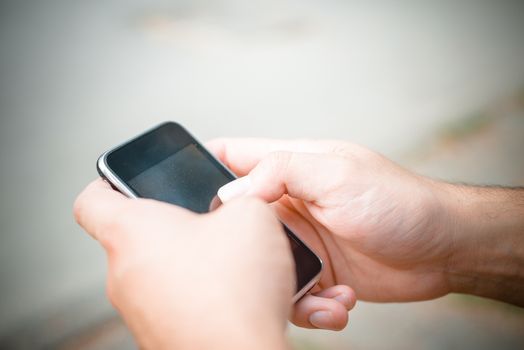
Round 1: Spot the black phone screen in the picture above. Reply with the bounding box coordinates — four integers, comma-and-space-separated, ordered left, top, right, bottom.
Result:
128, 144, 228, 213
103, 122, 322, 294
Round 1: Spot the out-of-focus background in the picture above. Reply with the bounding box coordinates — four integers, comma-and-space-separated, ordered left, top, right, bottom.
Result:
1, 0, 524, 349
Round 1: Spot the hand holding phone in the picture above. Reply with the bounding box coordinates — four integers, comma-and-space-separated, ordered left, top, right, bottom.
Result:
74, 179, 295, 349
97, 122, 323, 302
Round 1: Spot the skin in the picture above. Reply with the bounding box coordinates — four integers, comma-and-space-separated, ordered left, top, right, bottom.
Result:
208, 138, 524, 328
74, 138, 524, 348
74, 180, 294, 349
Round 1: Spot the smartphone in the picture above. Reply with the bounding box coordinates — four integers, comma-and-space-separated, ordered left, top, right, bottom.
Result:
97, 121, 322, 302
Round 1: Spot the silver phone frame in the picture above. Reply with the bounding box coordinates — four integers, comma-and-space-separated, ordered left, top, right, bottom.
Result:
97, 124, 322, 303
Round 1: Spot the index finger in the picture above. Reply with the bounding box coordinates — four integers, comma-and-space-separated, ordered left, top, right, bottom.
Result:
205, 138, 345, 176
73, 178, 130, 241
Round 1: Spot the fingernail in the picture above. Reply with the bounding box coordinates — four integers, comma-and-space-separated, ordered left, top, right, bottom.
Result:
217, 176, 251, 203
334, 293, 351, 309
309, 311, 333, 329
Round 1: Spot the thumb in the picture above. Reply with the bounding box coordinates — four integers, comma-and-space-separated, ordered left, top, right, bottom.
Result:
218, 151, 336, 203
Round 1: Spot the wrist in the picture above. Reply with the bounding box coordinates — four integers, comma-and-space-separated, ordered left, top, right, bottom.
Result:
135, 303, 289, 350
440, 183, 524, 305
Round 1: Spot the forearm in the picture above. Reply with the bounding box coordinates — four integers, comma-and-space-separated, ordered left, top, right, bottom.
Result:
126, 306, 290, 350
441, 184, 524, 305
141, 328, 288, 350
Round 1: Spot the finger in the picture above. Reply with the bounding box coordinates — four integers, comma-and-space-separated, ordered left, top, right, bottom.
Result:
73, 178, 130, 241
291, 286, 355, 331
218, 151, 342, 203
205, 138, 344, 176
312, 285, 357, 310
292, 285, 355, 330
75, 179, 198, 254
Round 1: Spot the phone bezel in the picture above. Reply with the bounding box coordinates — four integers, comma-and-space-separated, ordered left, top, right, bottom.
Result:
97, 122, 322, 303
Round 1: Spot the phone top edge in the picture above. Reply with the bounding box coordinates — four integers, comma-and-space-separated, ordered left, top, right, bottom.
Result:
96, 121, 235, 196
102, 121, 178, 159
97, 152, 138, 198
96, 151, 108, 178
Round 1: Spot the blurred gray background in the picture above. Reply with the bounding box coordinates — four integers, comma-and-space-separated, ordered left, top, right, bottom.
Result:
1, 0, 524, 349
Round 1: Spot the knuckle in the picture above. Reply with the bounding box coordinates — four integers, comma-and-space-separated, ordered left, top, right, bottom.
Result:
265, 151, 293, 172
73, 196, 84, 225
329, 141, 354, 155
73, 194, 86, 226
330, 141, 375, 160
255, 151, 295, 184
